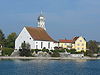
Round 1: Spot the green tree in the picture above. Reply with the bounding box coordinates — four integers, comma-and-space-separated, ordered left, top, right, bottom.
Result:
66, 49, 76, 54
0, 29, 5, 47
6, 32, 17, 48
19, 42, 32, 57
87, 40, 99, 53
2, 48, 14, 56
0, 29, 5, 41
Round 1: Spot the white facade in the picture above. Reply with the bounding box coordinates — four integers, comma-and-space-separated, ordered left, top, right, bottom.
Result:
54, 42, 59, 47
34, 41, 54, 50
15, 27, 34, 49
15, 27, 55, 50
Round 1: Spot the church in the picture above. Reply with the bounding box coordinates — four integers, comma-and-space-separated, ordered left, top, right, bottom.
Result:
15, 13, 56, 50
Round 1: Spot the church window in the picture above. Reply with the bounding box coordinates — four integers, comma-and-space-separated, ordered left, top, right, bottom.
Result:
41, 42, 43, 48
36, 45, 38, 49
48, 42, 50, 48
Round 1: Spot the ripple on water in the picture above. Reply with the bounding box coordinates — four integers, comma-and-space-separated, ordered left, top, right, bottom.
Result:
0, 59, 100, 75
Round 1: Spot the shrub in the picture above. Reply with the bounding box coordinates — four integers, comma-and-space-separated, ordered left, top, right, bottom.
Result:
31, 49, 41, 53
19, 49, 32, 57
51, 52, 60, 57
84, 50, 94, 57
66, 49, 76, 54
58, 49, 65, 52
50, 49, 65, 53
2, 48, 14, 56
31, 49, 36, 52
42, 49, 49, 53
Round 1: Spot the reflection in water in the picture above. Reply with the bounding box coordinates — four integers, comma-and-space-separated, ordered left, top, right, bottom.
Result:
0, 59, 100, 75
75, 59, 87, 63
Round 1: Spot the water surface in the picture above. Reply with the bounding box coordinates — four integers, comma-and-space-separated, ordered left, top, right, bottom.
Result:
0, 59, 100, 75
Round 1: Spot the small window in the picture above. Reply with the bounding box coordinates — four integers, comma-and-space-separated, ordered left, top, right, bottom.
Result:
77, 44, 80, 46
82, 48, 84, 50
77, 48, 80, 50
82, 44, 84, 46
80, 40, 82, 42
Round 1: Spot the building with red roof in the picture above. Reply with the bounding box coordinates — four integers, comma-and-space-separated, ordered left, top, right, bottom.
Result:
15, 13, 56, 50
59, 36, 87, 52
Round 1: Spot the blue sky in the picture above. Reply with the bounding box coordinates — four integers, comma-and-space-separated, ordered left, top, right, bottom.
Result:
0, 0, 100, 41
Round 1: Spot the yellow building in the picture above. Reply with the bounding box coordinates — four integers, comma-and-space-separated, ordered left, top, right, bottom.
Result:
59, 36, 87, 52
59, 40, 73, 49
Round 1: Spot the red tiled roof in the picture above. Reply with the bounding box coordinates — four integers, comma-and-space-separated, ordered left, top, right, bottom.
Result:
25, 27, 54, 41
59, 37, 79, 43
72, 37, 79, 42
59, 39, 73, 43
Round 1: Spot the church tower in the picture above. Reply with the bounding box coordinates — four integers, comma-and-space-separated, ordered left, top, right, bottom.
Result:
38, 11, 46, 30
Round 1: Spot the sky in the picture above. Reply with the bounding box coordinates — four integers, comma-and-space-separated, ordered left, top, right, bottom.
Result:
0, 0, 100, 41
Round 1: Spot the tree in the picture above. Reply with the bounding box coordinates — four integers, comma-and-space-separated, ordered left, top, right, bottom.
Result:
0, 29, 5, 41
0, 29, 5, 47
87, 40, 99, 53
19, 42, 32, 57
6, 32, 17, 48
2, 48, 14, 56
21, 41, 30, 50
66, 49, 76, 54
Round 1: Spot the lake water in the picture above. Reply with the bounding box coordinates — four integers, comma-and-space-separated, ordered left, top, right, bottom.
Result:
0, 59, 100, 75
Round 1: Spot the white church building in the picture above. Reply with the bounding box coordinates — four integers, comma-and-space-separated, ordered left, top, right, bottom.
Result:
15, 13, 56, 50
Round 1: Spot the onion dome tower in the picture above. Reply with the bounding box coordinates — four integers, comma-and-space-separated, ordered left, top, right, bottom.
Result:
38, 11, 46, 30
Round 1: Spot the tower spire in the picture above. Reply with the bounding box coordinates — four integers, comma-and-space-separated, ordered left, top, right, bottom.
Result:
41, 10, 42, 15
37, 11, 46, 30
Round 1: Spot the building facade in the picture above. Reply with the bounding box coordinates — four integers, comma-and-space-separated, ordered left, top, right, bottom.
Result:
59, 36, 87, 52
15, 13, 55, 50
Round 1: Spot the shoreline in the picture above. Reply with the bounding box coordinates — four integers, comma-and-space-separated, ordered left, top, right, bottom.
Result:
0, 56, 99, 60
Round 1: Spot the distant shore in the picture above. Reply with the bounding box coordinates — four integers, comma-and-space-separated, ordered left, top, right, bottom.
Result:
0, 56, 100, 60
